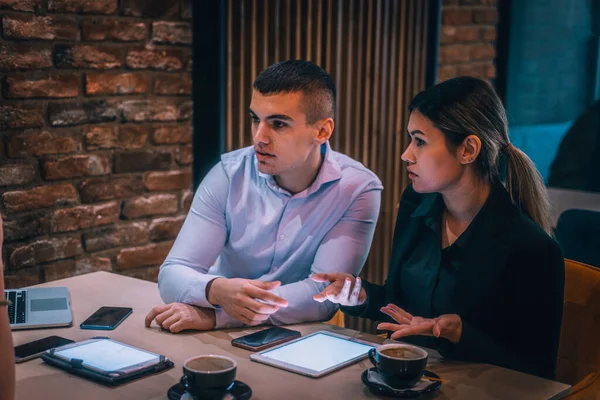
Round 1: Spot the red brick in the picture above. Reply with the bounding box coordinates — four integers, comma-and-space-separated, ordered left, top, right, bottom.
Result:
440, 26, 480, 44
470, 44, 496, 61
79, 175, 144, 203
120, 99, 182, 122
7, 131, 79, 157
482, 26, 497, 41
55, 45, 122, 69
181, 0, 191, 19
48, 100, 118, 126
3, 211, 50, 242
45, 256, 112, 282
113, 150, 172, 173
144, 170, 192, 191
153, 125, 192, 144
0, 164, 35, 186
484, 62, 496, 79
0, 43, 52, 71
8, 236, 82, 269
43, 154, 110, 180
126, 48, 188, 71
83, 221, 148, 251
149, 215, 185, 241
5, 73, 79, 98
48, 0, 117, 13
82, 19, 146, 41
2, 183, 78, 213
154, 73, 192, 95
122, 0, 178, 17
442, 9, 472, 25
457, 63, 486, 77
3, 15, 78, 40
152, 22, 192, 44
116, 241, 173, 269
85, 125, 148, 150
177, 145, 192, 165
181, 189, 192, 212
3, 267, 40, 288
122, 194, 178, 219
52, 201, 119, 232
120, 265, 159, 282
179, 100, 192, 120
118, 125, 149, 148
0, 103, 45, 130
439, 45, 472, 64
473, 8, 497, 24
85, 73, 147, 95
0, 0, 42, 12
437, 65, 457, 82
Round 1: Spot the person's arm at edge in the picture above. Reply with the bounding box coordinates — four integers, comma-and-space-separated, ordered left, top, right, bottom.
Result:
0, 216, 16, 400
157, 163, 229, 309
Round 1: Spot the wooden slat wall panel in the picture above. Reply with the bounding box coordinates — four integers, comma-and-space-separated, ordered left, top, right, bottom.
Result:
225, 0, 431, 333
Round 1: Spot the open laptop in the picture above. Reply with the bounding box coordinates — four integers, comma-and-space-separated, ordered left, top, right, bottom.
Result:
5, 287, 73, 330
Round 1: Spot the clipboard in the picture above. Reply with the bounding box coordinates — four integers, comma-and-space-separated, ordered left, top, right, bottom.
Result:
41, 337, 174, 386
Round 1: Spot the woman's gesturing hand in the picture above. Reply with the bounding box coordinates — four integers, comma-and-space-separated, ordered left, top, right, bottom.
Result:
378, 304, 463, 343
311, 273, 366, 306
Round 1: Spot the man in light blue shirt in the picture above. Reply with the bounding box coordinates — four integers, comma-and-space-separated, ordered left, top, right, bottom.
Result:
145, 60, 382, 332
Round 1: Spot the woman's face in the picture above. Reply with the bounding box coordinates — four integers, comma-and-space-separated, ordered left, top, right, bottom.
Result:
401, 110, 466, 193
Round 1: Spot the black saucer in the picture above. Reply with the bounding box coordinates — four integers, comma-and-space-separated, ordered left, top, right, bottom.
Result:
361, 368, 442, 398
167, 381, 252, 400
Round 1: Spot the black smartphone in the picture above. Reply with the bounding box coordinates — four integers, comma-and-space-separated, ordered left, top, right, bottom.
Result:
14, 335, 75, 363
80, 306, 133, 330
231, 326, 302, 351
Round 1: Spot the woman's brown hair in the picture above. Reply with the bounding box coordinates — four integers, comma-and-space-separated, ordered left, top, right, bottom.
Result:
409, 76, 553, 235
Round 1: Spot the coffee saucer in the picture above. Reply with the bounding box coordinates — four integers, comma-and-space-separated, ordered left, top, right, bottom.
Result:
167, 380, 252, 400
361, 368, 442, 398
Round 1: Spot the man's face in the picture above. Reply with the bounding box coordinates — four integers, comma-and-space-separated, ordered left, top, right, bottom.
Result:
249, 90, 323, 176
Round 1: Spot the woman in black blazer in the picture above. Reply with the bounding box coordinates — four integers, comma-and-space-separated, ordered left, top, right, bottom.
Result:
312, 77, 565, 380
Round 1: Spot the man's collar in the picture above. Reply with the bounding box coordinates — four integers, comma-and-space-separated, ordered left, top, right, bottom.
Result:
256, 142, 342, 196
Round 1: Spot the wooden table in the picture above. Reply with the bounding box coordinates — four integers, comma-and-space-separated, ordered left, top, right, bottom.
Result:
13, 272, 571, 399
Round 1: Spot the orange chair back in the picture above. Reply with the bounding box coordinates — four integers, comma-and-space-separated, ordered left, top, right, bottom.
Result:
557, 259, 600, 386
325, 309, 345, 328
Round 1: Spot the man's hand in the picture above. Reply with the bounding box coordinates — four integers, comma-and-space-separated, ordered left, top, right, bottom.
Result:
145, 303, 216, 333
207, 278, 288, 325
311, 273, 366, 306
377, 303, 463, 343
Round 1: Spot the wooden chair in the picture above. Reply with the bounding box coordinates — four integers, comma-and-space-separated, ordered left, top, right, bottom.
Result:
325, 309, 345, 328
557, 259, 600, 399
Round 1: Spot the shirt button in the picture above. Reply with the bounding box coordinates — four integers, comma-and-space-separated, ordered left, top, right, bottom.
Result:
279, 234, 285, 241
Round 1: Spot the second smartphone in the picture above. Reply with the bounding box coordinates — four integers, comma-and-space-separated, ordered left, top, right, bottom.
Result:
231, 326, 301, 351
14, 336, 74, 363
80, 306, 133, 330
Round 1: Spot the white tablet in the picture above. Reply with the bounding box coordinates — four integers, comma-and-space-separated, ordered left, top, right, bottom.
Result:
250, 330, 376, 378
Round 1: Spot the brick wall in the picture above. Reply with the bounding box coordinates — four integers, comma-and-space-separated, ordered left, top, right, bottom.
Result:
437, 0, 498, 82
0, 0, 193, 288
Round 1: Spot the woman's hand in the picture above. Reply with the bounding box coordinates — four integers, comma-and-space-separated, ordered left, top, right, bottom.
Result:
378, 304, 463, 343
311, 273, 366, 306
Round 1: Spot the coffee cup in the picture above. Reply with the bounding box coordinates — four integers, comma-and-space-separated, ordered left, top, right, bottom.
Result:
180, 355, 237, 397
368, 343, 428, 388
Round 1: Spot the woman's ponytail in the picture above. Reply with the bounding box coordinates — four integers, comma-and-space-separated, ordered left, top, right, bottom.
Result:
504, 144, 553, 235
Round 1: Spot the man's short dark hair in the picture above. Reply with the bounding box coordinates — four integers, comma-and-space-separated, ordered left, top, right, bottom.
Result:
253, 60, 336, 125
